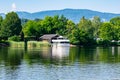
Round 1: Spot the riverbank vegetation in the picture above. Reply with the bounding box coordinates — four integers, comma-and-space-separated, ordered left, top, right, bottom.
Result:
9, 41, 50, 48
0, 12, 120, 46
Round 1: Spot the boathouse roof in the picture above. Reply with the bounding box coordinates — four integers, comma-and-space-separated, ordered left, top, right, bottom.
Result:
40, 34, 58, 40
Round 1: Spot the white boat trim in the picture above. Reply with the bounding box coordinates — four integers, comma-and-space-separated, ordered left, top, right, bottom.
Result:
51, 36, 70, 47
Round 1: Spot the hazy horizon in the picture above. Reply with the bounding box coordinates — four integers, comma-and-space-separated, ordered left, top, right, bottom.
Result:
0, 8, 120, 15
0, 0, 120, 14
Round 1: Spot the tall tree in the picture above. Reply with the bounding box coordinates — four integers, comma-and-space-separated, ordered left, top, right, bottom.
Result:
78, 16, 94, 38
41, 16, 54, 34
0, 16, 3, 30
110, 17, 120, 40
23, 20, 37, 36
0, 12, 22, 38
52, 15, 60, 33
23, 20, 45, 37
91, 16, 102, 38
69, 28, 90, 45
66, 20, 76, 36
57, 15, 68, 35
99, 23, 115, 40
110, 17, 120, 26
114, 25, 120, 40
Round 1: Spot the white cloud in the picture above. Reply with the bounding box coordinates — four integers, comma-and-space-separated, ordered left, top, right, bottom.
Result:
11, 3, 16, 11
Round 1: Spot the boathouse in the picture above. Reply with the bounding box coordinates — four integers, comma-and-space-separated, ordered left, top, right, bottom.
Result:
39, 34, 59, 42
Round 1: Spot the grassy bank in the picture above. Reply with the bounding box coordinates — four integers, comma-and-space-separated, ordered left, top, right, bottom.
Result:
0, 40, 120, 48
27, 41, 50, 48
0, 41, 50, 48
9, 41, 24, 48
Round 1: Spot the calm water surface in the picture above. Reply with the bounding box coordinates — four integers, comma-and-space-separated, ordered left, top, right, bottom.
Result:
0, 46, 120, 80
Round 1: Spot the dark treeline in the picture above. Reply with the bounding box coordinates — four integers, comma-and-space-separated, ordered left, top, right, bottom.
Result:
0, 12, 120, 46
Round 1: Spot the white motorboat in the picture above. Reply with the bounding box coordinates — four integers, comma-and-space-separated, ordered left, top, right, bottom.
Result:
52, 36, 70, 47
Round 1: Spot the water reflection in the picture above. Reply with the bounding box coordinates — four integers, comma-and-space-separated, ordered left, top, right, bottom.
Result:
0, 46, 120, 66
52, 45, 70, 58
68, 46, 120, 64
0, 46, 120, 80
0, 47, 23, 69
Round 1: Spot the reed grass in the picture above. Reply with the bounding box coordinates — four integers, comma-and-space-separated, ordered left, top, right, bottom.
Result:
7, 41, 50, 48
27, 41, 50, 48
9, 41, 24, 48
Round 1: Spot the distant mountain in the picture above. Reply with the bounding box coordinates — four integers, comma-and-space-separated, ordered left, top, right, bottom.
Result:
1, 9, 120, 23
0, 13, 5, 18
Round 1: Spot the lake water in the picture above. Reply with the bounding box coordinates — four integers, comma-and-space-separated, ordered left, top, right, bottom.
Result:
0, 46, 120, 80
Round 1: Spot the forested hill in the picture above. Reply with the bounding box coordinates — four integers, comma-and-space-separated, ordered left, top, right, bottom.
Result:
1, 9, 120, 23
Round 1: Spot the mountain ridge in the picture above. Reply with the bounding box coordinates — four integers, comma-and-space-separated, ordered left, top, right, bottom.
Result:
0, 9, 120, 23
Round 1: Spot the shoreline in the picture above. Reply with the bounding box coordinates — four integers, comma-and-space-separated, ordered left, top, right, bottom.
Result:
0, 41, 120, 47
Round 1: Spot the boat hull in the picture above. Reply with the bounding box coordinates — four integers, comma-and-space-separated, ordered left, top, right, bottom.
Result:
52, 43, 70, 47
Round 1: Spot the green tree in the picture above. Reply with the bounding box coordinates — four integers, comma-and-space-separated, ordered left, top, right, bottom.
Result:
99, 23, 115, 40
66, 20, 76, 37
69, 28, 90, 45
57, 15, 68, 35
41, 16, 54, 34
110, 17, 120, 26
0, 16, 3, 25
52, 15, 60, 33
35, 20, 46, 37
91, 16, 102, 38
114, 25, 120, 40
40, 15, 68, 35
78, 16, 94, 38
23, 20, 37, 36
23, 20, 45, 37
0, 12, 22, 38
0, 16, 3, 30
110, 17, 120, 40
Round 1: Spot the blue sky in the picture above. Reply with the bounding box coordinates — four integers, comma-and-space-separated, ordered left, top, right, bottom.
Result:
0, 0, 120, 13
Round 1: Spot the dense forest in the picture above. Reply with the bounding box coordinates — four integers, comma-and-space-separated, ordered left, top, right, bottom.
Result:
0, 12, 120, 46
